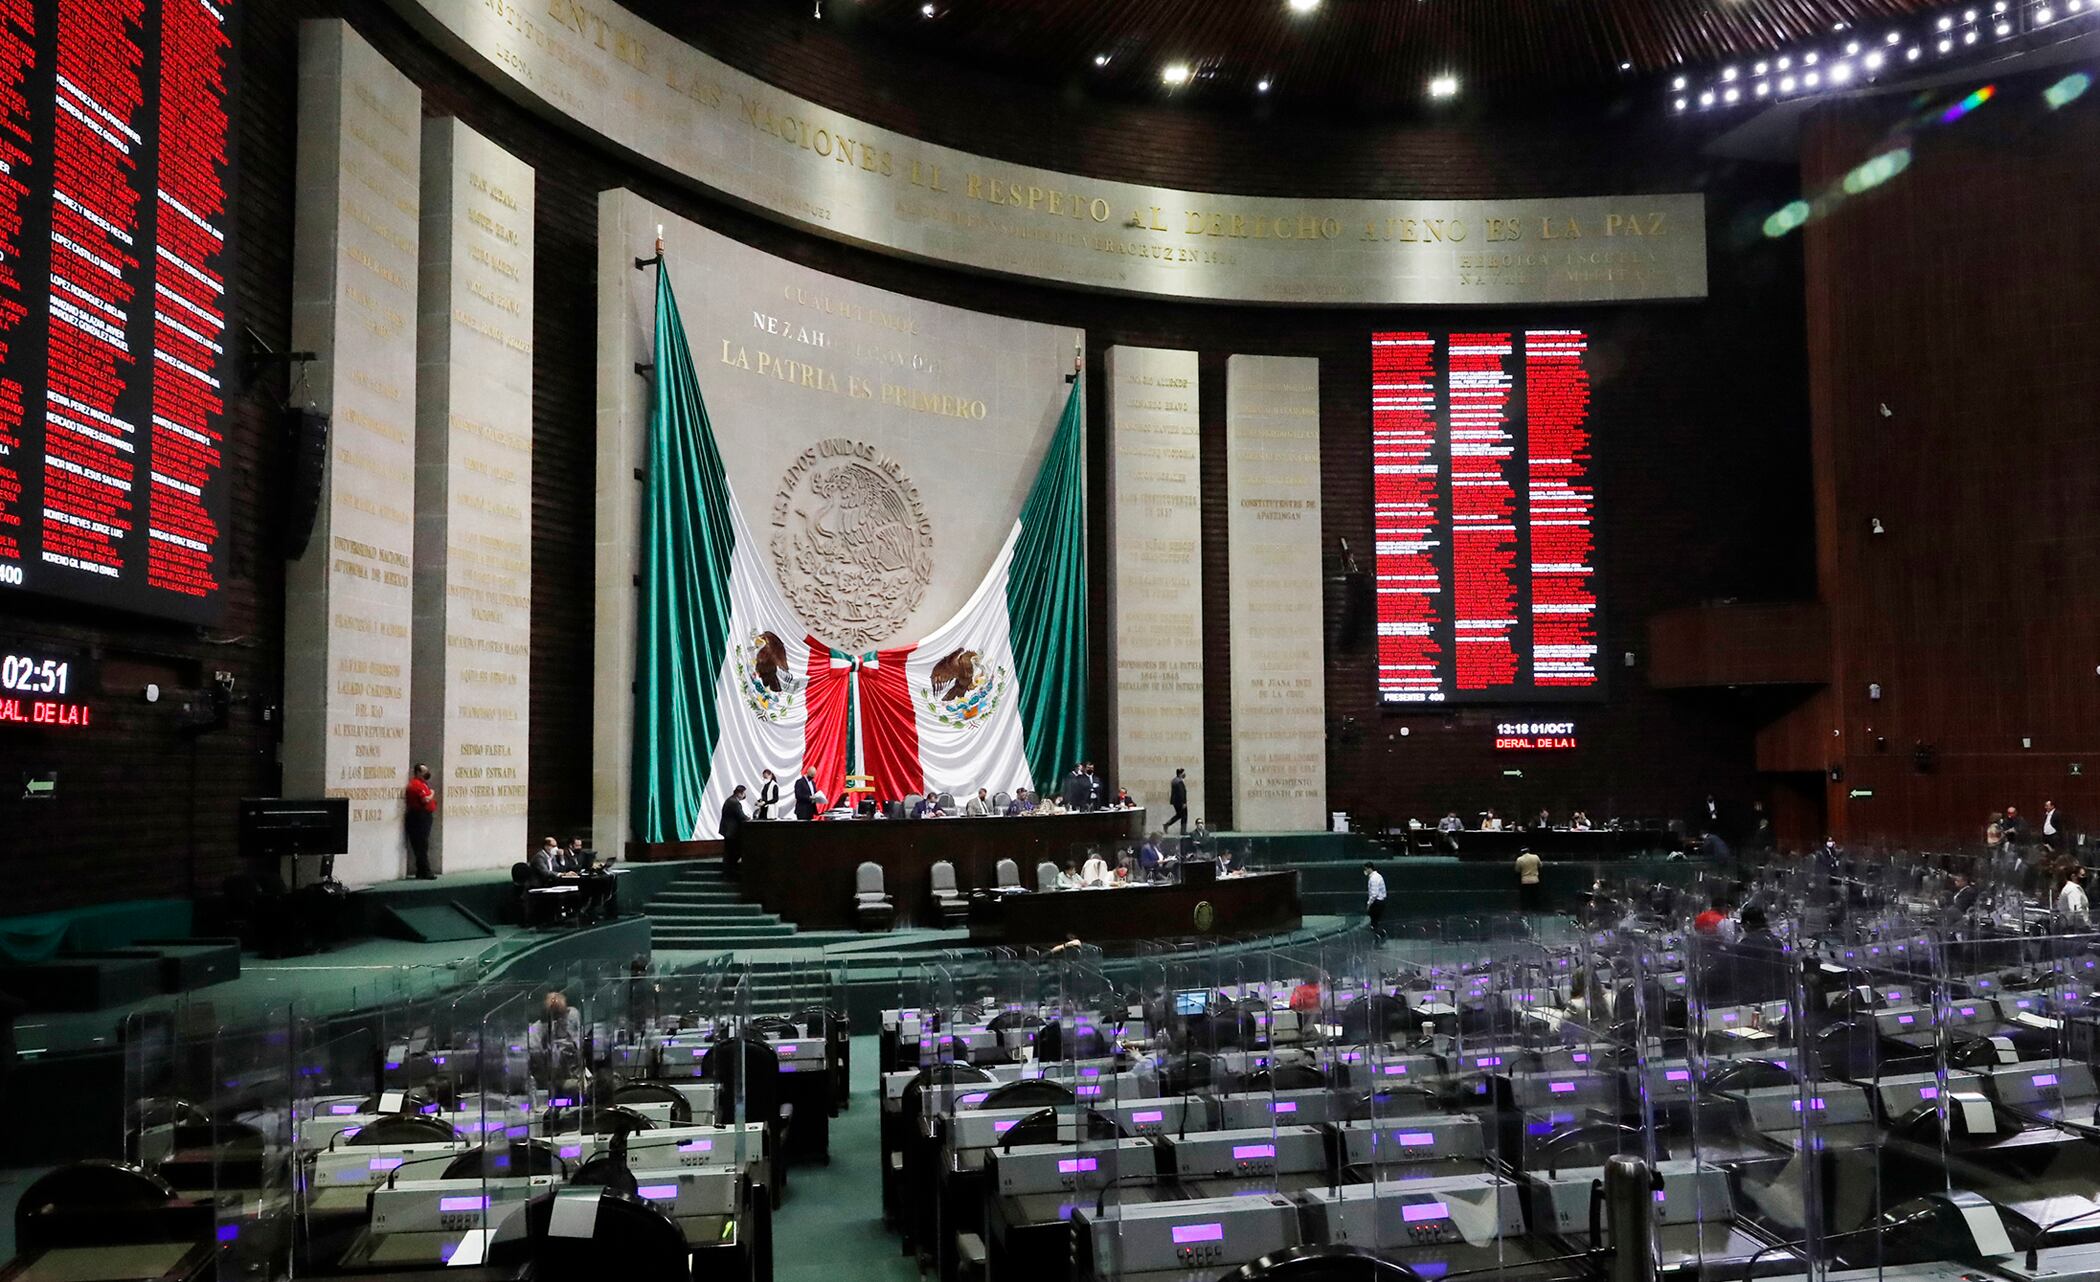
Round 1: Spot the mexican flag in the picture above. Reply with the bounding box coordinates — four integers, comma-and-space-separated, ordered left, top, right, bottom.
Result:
631, 260, 811, 843
631, 260, 1087, 841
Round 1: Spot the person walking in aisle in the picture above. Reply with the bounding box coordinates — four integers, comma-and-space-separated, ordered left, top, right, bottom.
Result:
1166, 768, 1190, 835
1364, 862, 1388, 942
404, 762, 437, 880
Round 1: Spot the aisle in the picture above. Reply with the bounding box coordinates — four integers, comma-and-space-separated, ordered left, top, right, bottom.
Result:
773, 1034, 917, 1282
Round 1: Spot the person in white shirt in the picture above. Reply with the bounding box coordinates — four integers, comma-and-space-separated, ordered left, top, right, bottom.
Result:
1363, 862, 1388, 940
2057, 864, 2090, 928
2043, 799, 2074, 851
1570, 810, 1593, 831
1081, 853, 1112, 887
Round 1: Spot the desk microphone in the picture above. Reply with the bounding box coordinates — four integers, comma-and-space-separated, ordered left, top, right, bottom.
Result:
2027, 1201, 2100, 1269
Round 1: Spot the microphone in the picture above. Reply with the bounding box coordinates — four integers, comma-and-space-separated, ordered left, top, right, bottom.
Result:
2027, 1201, 2100, 1269
383, 1145, 477, 1189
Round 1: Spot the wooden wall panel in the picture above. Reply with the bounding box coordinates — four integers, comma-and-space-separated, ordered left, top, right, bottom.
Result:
1802, 89, 2100, 846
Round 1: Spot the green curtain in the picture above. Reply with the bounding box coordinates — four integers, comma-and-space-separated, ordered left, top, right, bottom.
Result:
1006, 380, 1089, 785
630, 261, 736, 843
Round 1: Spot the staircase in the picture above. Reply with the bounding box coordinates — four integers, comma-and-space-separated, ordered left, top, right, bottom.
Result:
640, 863, 861, 951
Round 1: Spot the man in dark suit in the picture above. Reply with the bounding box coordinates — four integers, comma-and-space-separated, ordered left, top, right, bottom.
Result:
720, 785, 748, 877
1061, 765, 1088, 812
794, 768, 819, 821
1085, 763, 1104, 811
1166, 768, 1190, 835
2043, 799, 2076, 852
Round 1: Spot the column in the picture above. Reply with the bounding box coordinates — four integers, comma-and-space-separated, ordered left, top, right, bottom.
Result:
1225, 355, 1327, 831
284, 21, 421, 885
413, 118, 534, 872
1106, 345, 1203, 832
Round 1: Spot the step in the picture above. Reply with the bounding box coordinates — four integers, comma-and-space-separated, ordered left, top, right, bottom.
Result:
651, 926, 802, 944
644, 904, 778, 921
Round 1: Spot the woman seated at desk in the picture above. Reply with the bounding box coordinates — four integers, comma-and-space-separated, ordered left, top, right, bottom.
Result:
1056, 861, 1082, 889
1081, 852, 1113, 887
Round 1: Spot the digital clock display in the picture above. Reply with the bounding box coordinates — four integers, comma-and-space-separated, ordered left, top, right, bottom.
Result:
0, 641, 90, 728
1, 653, 69, 694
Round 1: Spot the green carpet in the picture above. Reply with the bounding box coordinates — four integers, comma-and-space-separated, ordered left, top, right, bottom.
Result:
774, 1033, 916, 1282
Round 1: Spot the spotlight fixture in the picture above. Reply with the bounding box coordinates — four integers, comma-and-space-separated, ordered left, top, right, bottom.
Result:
1781, 74, 1798, 90
1428, 74, 1460, 98
1161, 62, 1190, 86
1938, 16, 1954, 30
1845, 40, 1860, 53
1865, 51, 1884, 68
1287, 0, 1321, 11
1722, 65, 1738, 80
1755, 80, 1770, 94
1699, 89, 1716, 105
1620, 61, 1633, 70
1907, 46, 1922, 58
1804, 51, 1820, 64
1672, 75, 1687, 89
1963, 9, 1977, 21
920, 1, 934, 14
1886, 30, 1902, 42
1964, 29, 1979, 41
1094, 53, 1109, 67
1724, 86, 1741, 101
1755, 60, 1769, 73
1831, 62, 1852, 81
1673, 96, 1687, 110
1995, 21, 2012, 32
1256, 77, 1271, 92
2038, 5, 2054, 19
1777, 55, 1792, 68
1939, 37, 1954, 50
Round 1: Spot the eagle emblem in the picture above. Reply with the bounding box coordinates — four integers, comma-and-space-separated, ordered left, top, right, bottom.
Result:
919, 646, 1008, 731
732, 630, 801, 722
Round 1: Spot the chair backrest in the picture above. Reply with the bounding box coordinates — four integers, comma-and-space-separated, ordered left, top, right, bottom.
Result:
937, 791, 956, 810
995, 858, 1020, 887
930, 860, 958, 894
904, 793, 924, 815
856, 861, 886, 896
1036, 861, 1059, 891
993, 791, 1012, 811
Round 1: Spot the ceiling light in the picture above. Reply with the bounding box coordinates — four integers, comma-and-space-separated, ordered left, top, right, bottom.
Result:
1845, 40, 1860, 54
1754, 60, 1769, 73
1287, 0, 1321, 12
2072, 2, 2084, 14
1755, 80, 1771, 95
1994, 1, 2007, 12
1724, 86, 1741, 101
2037, 5, 2054, 19
1908, 45, 1922, 58
1804, 51, 1819, 64
1620, 61, 1632, 70
920, 2, 934, 14
1938, 15, 1954, 29
1780, 74, 1798, 90
1865, 50, 1885, 68
1995, 21, 2012, 32
1161, 62, 1190, 86
1777, 55, 1793, 68
1805, 70, 1822, 85
1256, 78, 1271, 92
1964, 28, 1979, 41
1723, 66, 1738, 80
1699, 89, 1716, 105
1428, 74, 1460, 98
1938, 36, 1954, 49
1094, 53, 1109, 67
1886, 31, 1901, 43
1673, 97, 1688, 110
1672, 75, 1687, 89
1963, 9, 1977, 21
1831, 62, 1853, 81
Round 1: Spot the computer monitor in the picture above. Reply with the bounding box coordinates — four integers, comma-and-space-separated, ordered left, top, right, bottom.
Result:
238, 797, 349, 858
1173, 989, 1210, 1017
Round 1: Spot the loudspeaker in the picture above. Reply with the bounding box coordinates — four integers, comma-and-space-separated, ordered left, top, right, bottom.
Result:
282, 407, 329, 559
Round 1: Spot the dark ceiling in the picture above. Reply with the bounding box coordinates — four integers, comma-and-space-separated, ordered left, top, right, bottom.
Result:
766, 0, 1943, 106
